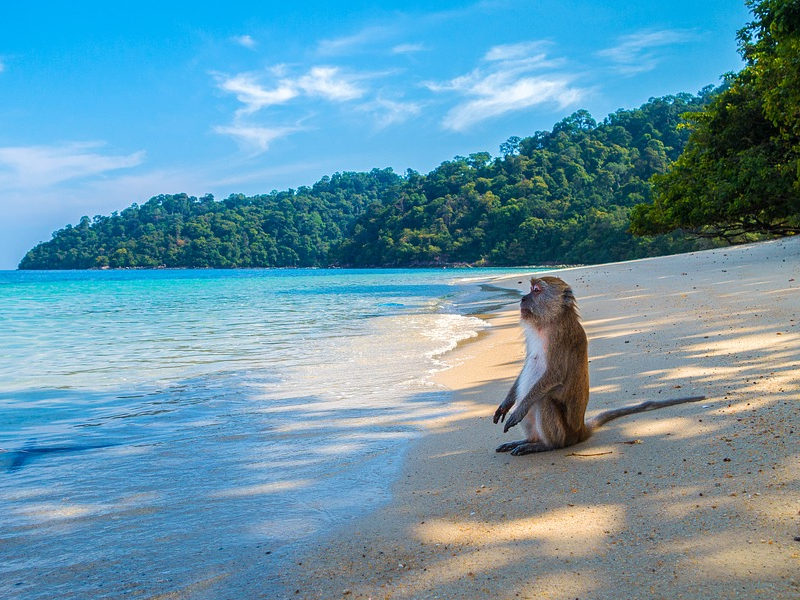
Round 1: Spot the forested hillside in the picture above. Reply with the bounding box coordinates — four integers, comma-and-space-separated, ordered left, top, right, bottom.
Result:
339, 92, 717, 266
20, 170, 402, 269
20, 91, 717, 269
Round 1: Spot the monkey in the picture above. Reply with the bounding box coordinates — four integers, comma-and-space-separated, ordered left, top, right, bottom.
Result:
492, 276, 704, 456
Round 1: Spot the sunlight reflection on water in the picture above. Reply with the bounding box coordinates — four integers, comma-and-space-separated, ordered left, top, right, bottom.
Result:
0, 267, 532, 599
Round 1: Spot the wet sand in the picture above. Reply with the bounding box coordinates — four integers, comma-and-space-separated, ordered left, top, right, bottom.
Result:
284, 236, 800, 599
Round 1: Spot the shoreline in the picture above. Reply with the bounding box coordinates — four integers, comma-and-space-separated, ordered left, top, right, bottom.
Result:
10, 262, 576, 272
283, 237, 800, 599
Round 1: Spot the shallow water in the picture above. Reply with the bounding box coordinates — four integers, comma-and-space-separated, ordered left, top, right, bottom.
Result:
0, 268, 531, 599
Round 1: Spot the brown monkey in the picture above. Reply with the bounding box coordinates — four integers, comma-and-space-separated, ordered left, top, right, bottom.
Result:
493, 276, 704, 456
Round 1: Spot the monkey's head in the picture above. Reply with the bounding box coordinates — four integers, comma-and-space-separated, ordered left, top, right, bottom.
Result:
520, 276, 577, 324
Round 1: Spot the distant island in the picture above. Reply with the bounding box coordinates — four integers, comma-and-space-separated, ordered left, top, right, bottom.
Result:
18, 92, 717, 269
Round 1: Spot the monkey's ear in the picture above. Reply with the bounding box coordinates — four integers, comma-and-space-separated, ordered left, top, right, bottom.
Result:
562, 286, 576, 309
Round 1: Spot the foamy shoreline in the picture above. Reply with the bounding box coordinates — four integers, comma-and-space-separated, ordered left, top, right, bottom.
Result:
281, 237, 800, 599
0, 268, 532, 600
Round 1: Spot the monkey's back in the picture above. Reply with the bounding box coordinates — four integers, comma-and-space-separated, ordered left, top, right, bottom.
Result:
551, 310, 590, 439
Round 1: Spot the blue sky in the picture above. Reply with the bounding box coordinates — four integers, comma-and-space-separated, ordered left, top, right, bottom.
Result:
0, 0, 750, 268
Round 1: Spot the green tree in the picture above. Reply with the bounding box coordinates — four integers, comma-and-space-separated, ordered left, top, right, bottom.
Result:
631, 0, 800, 240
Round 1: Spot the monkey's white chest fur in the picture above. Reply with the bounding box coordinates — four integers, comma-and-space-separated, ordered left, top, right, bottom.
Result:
519, 324, 548, 441
519, 324, 547, 402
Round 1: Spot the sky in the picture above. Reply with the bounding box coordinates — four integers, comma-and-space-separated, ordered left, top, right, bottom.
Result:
0, 0, 751, 268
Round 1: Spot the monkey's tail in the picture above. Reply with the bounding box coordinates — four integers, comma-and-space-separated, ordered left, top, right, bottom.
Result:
586, 395, 706, 430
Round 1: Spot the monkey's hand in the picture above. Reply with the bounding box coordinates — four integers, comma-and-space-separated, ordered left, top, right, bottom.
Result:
494, 381, 519, 424
503, 409, 524, 433
493, 399, 513, 424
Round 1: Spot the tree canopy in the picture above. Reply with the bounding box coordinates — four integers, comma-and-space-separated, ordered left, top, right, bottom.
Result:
21, 93, 717, 270
20, 171, 402, 269
630, 0, 800, 240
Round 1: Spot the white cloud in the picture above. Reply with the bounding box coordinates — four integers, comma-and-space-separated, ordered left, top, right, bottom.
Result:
217, 73, 298, 115
213, 65, 366, 154
233, 34, 257, 49
213, 124, 299, 153
358, 97, 422, 128
426, 41, 585, 131
443, 78, 582, 131
484, 41, 548, 62
268, 63, 290, 77
391, 43, 427, 54
597, 29, 696, 75
317, 26, 393, 55
0, 142, 145, 188
213, 66, 369, 153
216, 66, 366, 117
296, 66, 365, 101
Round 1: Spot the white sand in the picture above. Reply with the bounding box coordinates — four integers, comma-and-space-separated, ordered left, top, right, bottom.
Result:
285, 237, 800, 599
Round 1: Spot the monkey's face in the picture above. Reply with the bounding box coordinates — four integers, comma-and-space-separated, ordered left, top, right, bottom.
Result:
520, 276, 575, 323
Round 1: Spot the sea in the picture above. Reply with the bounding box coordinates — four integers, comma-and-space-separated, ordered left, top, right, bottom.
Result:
0, 268, 534, 599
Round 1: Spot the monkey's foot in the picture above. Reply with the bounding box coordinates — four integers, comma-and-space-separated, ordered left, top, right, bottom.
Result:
496, 440, 527, 453
510, 442, 550, 456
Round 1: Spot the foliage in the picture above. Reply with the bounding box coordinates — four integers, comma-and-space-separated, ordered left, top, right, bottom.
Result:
21, 94, 717, 269
20, 170, 401, 269
337, 96, 716, 266
630, 0, 800, 240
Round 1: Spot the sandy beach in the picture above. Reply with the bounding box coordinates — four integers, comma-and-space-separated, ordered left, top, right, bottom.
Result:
284, 237, 800, 599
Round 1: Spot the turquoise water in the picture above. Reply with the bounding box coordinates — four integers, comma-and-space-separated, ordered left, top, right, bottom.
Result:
0, 268, 531, 599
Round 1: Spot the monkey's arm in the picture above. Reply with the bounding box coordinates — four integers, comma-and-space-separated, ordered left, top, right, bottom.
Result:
493, 377, 519, 424
503, 376, 563, 433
